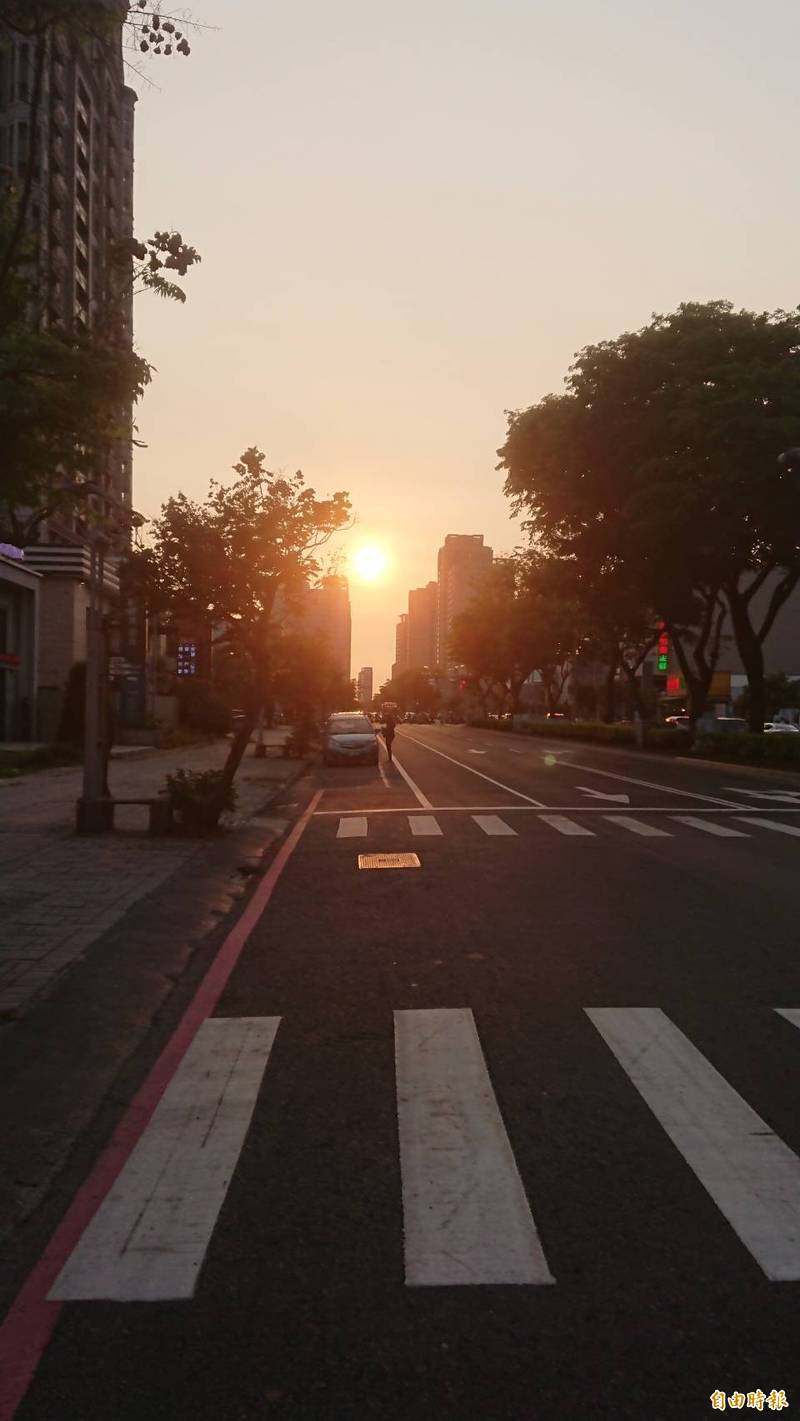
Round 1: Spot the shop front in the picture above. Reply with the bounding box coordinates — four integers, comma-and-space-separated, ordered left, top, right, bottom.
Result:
0, 548, 40, 742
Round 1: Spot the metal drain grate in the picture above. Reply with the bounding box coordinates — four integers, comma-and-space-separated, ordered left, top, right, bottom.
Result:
358, 853, 421, 870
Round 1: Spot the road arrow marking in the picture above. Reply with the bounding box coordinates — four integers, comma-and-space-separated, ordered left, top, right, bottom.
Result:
723, 788, 800, 803
576, 786, 631, 804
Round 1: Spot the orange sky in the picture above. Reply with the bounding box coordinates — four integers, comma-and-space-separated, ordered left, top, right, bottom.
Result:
132, 0, 800, 685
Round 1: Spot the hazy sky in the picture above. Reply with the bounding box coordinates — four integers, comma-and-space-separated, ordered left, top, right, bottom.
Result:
133, 0, 800, 685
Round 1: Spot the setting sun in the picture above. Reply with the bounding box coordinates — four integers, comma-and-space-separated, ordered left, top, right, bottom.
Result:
352, 544, 389, 583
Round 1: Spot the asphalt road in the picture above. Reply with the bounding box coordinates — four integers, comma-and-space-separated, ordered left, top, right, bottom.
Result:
7, 725, 800, 1420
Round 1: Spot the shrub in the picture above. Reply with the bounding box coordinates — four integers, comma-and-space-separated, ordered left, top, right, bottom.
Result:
645, 727, 693, 753
165, 768, 237, 835
176, 680, 232, 736
694, 731, 800, 765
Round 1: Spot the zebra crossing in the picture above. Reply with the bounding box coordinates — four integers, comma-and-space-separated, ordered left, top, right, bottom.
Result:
333, 811, 800, 843
47, 1006, 800, 1301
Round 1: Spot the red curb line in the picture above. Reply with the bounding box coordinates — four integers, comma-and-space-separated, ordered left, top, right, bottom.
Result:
0, 790, 323, 1421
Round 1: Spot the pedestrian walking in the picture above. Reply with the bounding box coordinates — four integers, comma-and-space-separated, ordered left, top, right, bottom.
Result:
383, 711, 397, 763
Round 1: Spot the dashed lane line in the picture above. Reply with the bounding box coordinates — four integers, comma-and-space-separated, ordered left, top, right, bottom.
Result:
670, 816, 748, 838
736, 817, 800, 838
587, 1008, 800, 1281
472, 814, 518, 836
538, 815, 595, 837
399, 733, 547, 806
395, 1008, 555, 1287
604, 816, 671, 838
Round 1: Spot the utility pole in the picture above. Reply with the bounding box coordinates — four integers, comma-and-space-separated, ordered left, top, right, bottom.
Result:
76, 532, 113, 832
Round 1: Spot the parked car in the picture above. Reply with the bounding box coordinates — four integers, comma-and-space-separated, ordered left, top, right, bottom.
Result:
764, 721, 800, 733
322, 713, 379, 766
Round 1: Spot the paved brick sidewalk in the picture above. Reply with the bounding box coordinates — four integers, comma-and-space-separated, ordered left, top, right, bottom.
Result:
0, 733, 303, 1018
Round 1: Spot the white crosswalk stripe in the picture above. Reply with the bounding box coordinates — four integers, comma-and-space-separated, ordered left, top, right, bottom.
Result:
776, 1008, 800, 1031
670, 816, 748, 838
49, 1017, 281, 1301
337, 816, 367, 838
737, 817, 800, 838
538, 814, 595, 837
603, 815, 671, 837
472, 814, 518, 836
408, 815, 443, 836
587, 1007, 800, 1281
394, 1008, 554, 1286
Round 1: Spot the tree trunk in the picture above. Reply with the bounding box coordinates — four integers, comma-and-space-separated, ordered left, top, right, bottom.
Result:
724, 586, 766, 734
601, 654, 618, 723
220, 716, 256, 798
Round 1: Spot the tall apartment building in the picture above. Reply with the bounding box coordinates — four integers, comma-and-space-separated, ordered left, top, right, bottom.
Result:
407, 581, 438, 671
435, 534, 493, 671
392, 612, 409, 681
356, 666, 373, 707
0, 11, 137, 736
298, 576, 352, 684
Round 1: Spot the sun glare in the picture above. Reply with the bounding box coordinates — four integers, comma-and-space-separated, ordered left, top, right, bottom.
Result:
352, 544, 389, 583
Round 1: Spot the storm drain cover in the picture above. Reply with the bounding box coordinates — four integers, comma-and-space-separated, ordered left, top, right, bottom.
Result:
358, 853, 421, 870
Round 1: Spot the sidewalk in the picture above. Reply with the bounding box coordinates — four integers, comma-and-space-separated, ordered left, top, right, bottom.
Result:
0, 731, 304, 1020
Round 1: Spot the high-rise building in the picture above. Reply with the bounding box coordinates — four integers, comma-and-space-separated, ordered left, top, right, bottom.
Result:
392, 612, 409, 681
0, 14, 137, 736
298, 576, 352, 683
436, 534, 493, 670
357, 666, 373, 706
407, 581, 438, 670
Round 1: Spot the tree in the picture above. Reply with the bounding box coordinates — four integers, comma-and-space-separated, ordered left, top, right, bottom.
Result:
131, 448, 351, 797
450, 555, 586, 715
375, 667, 441, 716
0, 4, 198, 302
498, 302, 800, 731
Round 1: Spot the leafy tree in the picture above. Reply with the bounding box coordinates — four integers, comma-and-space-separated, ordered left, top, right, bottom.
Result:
734, 673, 800, 723
450, 554, 586, 715
131, 448, 351, 797
375, 667, 441, 716
499, 302, 800, 731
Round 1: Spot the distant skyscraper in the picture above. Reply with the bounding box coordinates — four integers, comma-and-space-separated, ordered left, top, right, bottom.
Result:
436, 535, 493, 670
392, 612, 409, 680
357, 666, 373, 706
299, 576, 352, 682
407, 581, 438, 670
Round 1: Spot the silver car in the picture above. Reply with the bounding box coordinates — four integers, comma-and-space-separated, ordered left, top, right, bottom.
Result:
322, 713, 379, 766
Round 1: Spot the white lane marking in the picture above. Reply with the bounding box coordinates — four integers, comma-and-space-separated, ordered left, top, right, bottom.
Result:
400, 734, 547, 806
587, 1007, 800, 1281
539, 814, 594, 837
604, 816, 671, 837
391, 747, 433, 810
576, 786, 630, 803
737, 817, 800, 838
776, 1009, 800, 1030
554, 759, 745, 808
378, 748, 391, 789
394, 1008, 554, 1287
469, 750, 487, 755
49, 1017, 279, 1301
724, 788, 800, 803
473, 814, 517, 837
671, 816, 748, 838
314, 804, 800, 816
337, 816, 367, 838
408, 814, 443, 837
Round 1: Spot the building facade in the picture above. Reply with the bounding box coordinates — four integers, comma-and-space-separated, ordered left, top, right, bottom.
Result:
392, 612, 409, 681
0, 549, 40, 741
407, 581, 438, 671
0, 11, 137, 737
435, 534, 493, 671
297, 576, 352, 684
357, 666, 373, 707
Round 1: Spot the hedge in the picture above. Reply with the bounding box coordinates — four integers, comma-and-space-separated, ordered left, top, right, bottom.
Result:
694, 731, 800, 765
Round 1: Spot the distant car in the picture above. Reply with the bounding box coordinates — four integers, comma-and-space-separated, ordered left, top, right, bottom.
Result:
665, 715, 691, 730
322, 713, 379, 766
764, 721, 800, 733
712, 717, 748, 733
546, 712, 567, 721
412, 712, 430, 724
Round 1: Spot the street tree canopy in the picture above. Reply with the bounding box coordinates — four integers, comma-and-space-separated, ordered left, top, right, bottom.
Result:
498, 301, 800, 728
132, 447, 351, 792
